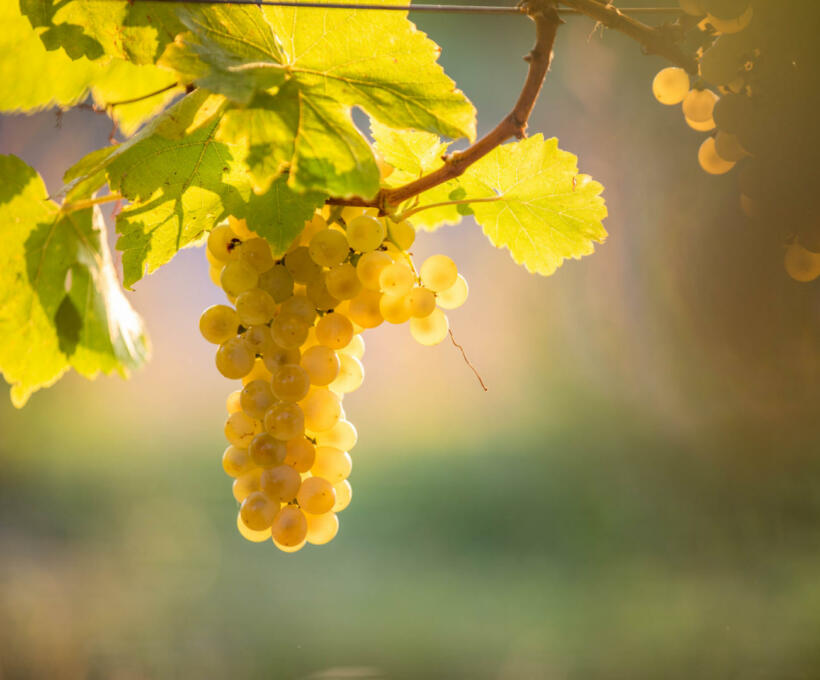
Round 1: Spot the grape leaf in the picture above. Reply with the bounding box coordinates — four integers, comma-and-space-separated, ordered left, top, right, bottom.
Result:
65, 91, 326, 287
463, 135, 608, 275
19, 0, 183, 65
373, 128, 607, 274
0, 0, 181, 132
0, 154, 149, 408
370, 119, 466, 230
156, 3, 476, 198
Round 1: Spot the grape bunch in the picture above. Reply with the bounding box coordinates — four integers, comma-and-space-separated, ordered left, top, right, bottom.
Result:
652, 0, 820, 283
199, 210, 468, 552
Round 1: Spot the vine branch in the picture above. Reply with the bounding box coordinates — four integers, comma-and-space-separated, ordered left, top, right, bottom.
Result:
328, 0, 563, 212
557, 0, 697, 73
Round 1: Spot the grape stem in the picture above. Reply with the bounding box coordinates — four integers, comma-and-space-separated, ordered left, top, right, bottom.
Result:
394, 195, 504, 222
557, 0, 697, 72
328, 0, 563, 213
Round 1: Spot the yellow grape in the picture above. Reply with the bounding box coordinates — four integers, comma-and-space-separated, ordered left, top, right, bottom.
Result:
379, 262, 415, 296
242, 358, 273, 386
357, 250, 393, 290
242, 325, 274, 357
238, 238, 275, 273
387, 219, 415, 250
240, 380, 275, 420
248, 432, 287, 468
220, 260, 259, 297
271, 314, 310, 349
232, 468, 263, 502
698, 137, 735, 175
305, 512, 339, 546
240, 490, 279, 530
264, 402, 305, 441
296, 476, 336, 514
222, 444, 255, 478
284, 437, 316, 473
257, 264, 294, 303
271, 505, 308, 548
714, 130, 748, 162
207, 224, 241, 262
326, 263, 362, 300
348, 289, 383, 329
316, 419, 358, 451
224, 411, 262, 448
285, 246, 322, 284
299, 213, 328, 246
306, 275, 341, 312
272, 364, 311, 402
329, 354, 364, 394
309, 229, 350, 267
260, 464, 301, 503
410, 307, 449, 346
262, 343, 301, 375
339, 334, 365, 359
301, 345, 341, 386
332, 480, 352, 512
346, 215, 386, 252
216, 337, 255, 379
784, 243, 820, 283
652, 67, 690, 105
379, 292, 413, 325
302, 325, 320, 350
226, 390, 243, 414
316, 312, 354, 349
406, 287, 436, 318
281, 294, 317, 325
341, 206, 366, 222
301, 388, 342, 432
208, 265, 222, 288
685, 116, 715, 132
420, 254, 458, 292
199, 305, 240, 344
236, 512, 272, 543
311, 447, 352, 484
235, 289, 277, 326
436, 274, 469, 310
273, 537, 306, 553
682, 88, 718, 123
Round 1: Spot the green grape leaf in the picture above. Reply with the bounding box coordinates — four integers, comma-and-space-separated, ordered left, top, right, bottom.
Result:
19, 0, 183, 65
156, 3, 475, 198
376, 128, 607, 274
462, 135, 608, 275
370, 119, 465, 230
0, 154, 149, 408
0, 0, 181, 132
65, 91, 326, 287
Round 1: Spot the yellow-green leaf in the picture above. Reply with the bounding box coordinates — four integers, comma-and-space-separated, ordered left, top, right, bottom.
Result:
0, 154, 149, 407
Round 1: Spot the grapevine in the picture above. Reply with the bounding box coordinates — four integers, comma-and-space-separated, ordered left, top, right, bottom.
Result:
0, 0, 816, 554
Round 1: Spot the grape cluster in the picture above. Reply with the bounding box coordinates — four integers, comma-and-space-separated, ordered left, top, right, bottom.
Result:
199, 210, 467, 552
652, 0, 820, 283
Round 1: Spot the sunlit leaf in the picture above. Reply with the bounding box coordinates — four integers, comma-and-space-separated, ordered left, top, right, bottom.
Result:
0, 155, 149, 407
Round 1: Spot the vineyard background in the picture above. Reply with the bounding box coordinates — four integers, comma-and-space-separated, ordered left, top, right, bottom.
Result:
2, 3, 820, 678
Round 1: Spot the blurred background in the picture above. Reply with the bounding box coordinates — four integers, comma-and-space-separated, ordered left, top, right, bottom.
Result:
2, 2, 820, 678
